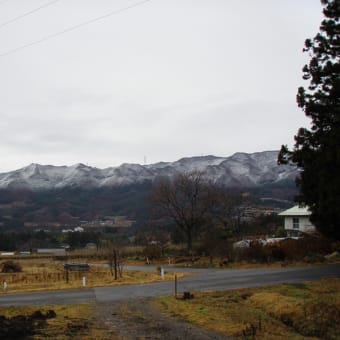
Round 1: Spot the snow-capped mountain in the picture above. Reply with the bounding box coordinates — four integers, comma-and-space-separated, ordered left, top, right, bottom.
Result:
0, 151, 297, 190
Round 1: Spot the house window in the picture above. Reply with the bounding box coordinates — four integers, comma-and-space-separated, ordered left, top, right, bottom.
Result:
293, 217, 299, 229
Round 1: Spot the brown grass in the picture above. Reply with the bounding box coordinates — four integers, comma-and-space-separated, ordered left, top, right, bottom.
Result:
157, 278, 340, 339
0, 303, 104, 339
0, 258, 187, 293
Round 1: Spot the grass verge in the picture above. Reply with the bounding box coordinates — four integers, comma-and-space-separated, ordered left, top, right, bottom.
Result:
156, 278, 340, 339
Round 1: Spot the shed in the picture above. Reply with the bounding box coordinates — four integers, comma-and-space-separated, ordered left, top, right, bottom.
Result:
64, 263, 90, 271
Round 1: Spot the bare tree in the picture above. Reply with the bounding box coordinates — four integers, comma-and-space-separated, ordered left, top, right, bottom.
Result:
201, 190, 244, 261
149, 171, 238, 252
210, 189, 243, 234
106, 243, 123, 280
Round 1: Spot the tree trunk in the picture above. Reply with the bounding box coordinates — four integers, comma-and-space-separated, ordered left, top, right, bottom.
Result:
113, 250, 118, 280
186, 228, 192, 253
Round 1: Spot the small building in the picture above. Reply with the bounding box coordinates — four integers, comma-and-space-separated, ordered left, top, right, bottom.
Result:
85, 243, 97, 250
278, 205, 316, 237
37, 248, 66, 256
64, 263, 90, 271
0, 252, 15, 256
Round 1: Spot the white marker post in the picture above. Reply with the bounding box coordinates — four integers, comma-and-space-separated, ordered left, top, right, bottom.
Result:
160, 267, 165, 280
82, 276, 86, 287
3, 281, 7, 292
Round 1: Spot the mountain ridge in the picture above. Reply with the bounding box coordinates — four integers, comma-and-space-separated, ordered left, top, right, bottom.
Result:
0, 151, 297, 191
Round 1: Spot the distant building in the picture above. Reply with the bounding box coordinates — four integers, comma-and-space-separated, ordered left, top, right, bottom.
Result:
37, 248, 66, 255
0, 252, 15, 256
278, 205, 316, 237
85, 243, 97, 249
62, 227, 84, 233
79, 216, 134, 229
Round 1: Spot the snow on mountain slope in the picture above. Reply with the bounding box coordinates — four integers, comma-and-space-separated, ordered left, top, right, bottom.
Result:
207, 151, 296, 187
100, 163, 155, 187
0, 151, 297, 190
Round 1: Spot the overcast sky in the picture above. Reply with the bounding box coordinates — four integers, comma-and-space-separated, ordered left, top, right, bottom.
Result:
0, 0, 323, 172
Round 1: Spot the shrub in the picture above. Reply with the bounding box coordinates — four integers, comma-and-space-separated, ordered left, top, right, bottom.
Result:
275, 226, 287, 238
264, 244, 286, 261
331, 241, 340, 252
296, 296, 340, 339
232, 235, 331, 263
1, 261, 22, 273
280, 235, 331, 261
143, 244, 162, 260
241, 241, 268, 263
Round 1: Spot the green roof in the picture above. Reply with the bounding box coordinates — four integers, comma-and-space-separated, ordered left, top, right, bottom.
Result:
278, 205, 312, 216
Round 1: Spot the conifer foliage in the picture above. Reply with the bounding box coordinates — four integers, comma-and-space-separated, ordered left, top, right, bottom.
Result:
279, 0, 340, 240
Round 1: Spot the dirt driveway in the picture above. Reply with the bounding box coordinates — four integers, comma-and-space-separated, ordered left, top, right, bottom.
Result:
93, 297, 228, 339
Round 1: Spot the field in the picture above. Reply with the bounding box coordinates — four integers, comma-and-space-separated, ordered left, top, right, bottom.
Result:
157, 278, 340, 339
0, 257, 185, 293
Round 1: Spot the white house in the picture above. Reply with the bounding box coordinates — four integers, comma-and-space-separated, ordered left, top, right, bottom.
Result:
278, 205, 316, 236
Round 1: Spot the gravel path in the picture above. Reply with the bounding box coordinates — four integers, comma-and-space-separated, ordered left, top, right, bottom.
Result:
93, 298, 228, 339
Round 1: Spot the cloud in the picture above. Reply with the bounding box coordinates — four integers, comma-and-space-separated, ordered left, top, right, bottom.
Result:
0, 0, 323, 172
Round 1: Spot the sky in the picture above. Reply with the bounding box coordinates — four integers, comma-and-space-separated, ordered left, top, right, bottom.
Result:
0, 0, 323, 172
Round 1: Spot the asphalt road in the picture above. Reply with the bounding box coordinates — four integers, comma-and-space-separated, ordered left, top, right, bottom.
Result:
0, 264, 339, 307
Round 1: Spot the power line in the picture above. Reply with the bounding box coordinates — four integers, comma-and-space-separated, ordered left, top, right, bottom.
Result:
0, 0, 61, 29
0, 0, 152, 57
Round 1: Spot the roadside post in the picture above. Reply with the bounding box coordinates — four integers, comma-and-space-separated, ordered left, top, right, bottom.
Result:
160, 267, 165, 280
174, 274, 177, 298
3, 280, 7, 292
82, 276, 86, 287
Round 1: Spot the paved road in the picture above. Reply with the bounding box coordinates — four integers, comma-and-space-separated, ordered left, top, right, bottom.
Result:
0, 264, 339, 307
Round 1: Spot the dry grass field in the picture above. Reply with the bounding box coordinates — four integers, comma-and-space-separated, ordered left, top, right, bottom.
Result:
157, 278, 340, 339
0, 257, 185, 293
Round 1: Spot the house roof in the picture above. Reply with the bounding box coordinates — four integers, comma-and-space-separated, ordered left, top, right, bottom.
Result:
278, 205, 312, 216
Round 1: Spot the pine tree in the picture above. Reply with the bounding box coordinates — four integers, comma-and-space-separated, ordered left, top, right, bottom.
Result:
278, 0, 340, 240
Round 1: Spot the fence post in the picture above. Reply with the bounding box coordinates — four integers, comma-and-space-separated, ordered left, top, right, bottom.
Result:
65, 268, 69, 283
